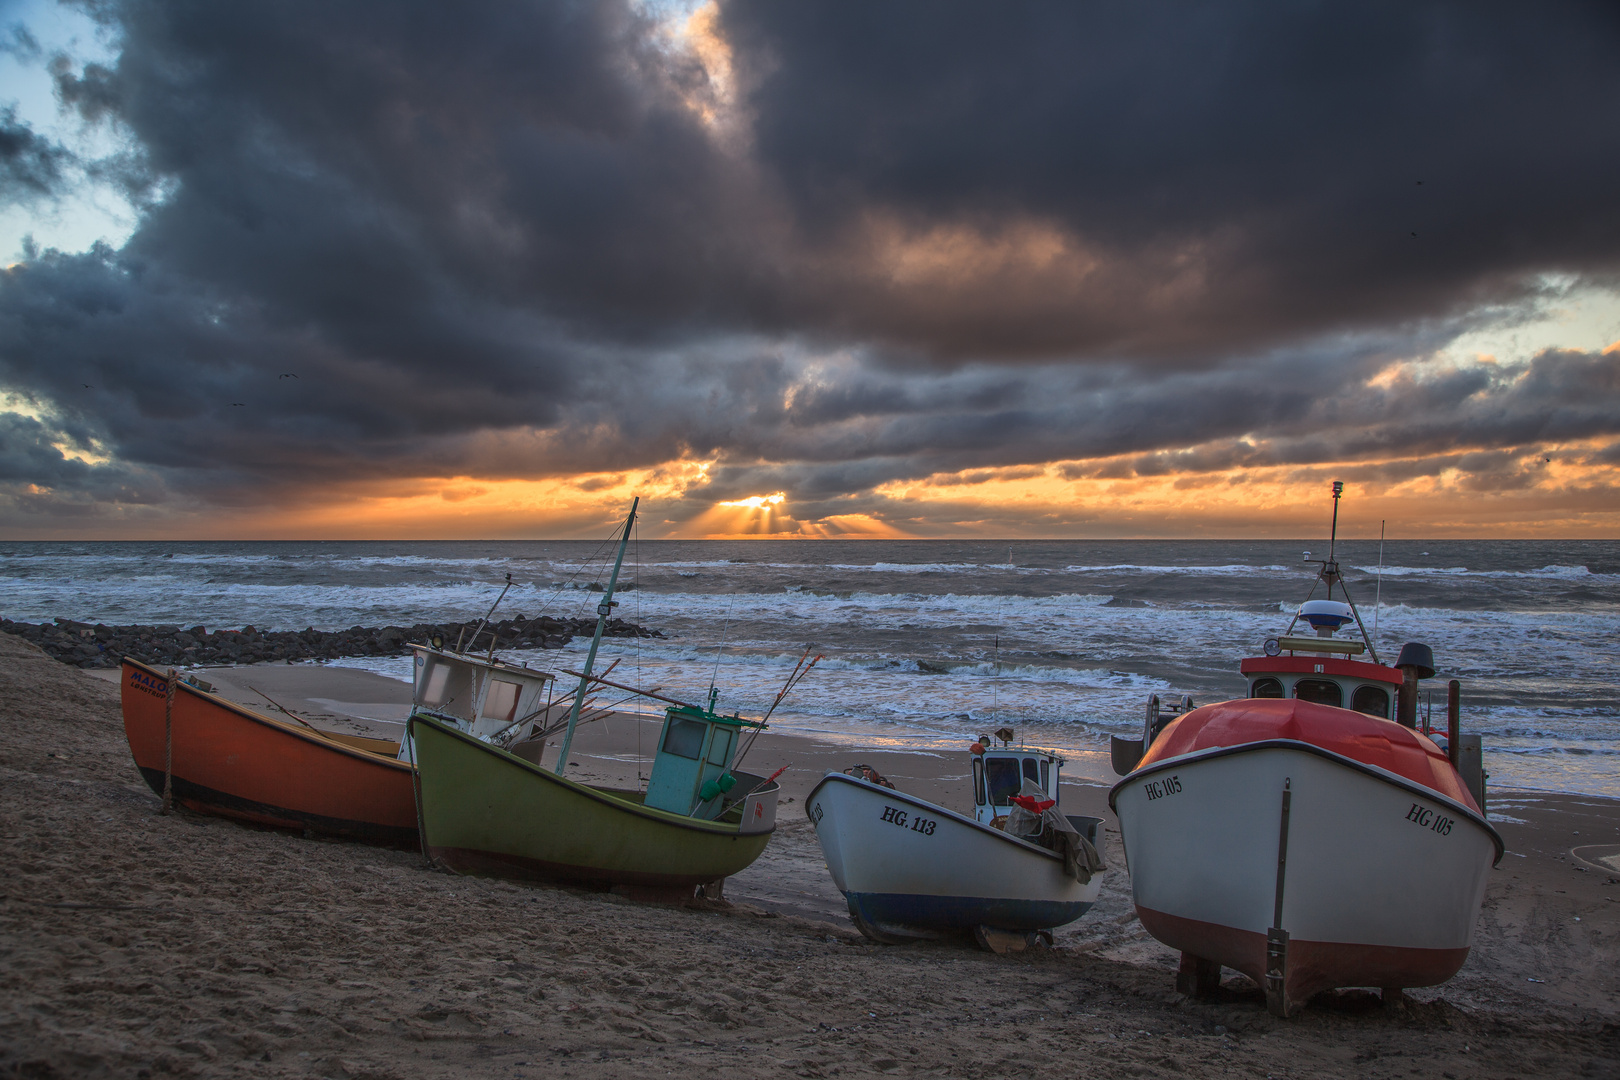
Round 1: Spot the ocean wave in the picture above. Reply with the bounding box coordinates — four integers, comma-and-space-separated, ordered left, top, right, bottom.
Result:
1062, 563, 1292, 575
1355, 563, 1616, 582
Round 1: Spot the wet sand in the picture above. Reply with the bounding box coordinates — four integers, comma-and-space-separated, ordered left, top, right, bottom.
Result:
7, 635, 1618, 1078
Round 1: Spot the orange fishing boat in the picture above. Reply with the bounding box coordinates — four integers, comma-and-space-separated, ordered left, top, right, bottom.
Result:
120, 657, 419, 846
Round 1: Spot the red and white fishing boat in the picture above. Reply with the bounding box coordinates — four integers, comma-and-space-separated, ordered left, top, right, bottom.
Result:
1109, 484, 1502, 1016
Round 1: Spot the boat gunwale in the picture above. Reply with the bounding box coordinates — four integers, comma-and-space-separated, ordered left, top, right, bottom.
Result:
1107, 737, 1504, 863
408, 712, 779, 837
122, 656, 412, 774
807, 771, 1069, 861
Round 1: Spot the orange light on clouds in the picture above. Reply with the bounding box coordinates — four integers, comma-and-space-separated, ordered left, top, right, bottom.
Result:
8, 438, 1615, 540
672, 492, 913, 539
718, 492, 786, 509
139, 465, 708, 540
873, 446, 1620, 537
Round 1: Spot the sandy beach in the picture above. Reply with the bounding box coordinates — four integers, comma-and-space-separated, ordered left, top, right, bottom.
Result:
3, 633, 1618, 1079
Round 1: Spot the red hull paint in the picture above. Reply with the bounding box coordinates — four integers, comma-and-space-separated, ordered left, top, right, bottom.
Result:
1140, 697, 1480, 813
120, 658, 418, 846
1138, 906, 1470, 1003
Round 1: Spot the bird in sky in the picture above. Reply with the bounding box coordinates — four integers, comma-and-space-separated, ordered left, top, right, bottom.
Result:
231, 402, 246, 407
82, 383, 92, 389
279, 373, 297, 379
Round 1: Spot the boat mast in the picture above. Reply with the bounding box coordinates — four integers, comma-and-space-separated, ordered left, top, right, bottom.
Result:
1320, 481, 1382, 665
554, 497, 639, 775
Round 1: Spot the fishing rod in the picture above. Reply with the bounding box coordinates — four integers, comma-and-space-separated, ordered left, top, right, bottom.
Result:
511, 687, 661, 747
561, 669, 698, 711
732, 645, 824, 772
729, 764, 790, 806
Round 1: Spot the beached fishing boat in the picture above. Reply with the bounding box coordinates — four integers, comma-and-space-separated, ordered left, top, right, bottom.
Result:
120, 657, 418, 845
410, 498, 782, 897
119, 572, 563, 845
1109, 483, 1503, 1015
808, 737, 1104, 947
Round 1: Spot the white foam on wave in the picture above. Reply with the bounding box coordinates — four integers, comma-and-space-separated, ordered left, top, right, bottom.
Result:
1063, 563, 1292, 575
1356, 563, 1613, 582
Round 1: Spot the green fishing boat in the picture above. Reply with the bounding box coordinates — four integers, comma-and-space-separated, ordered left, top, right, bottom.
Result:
409, 498, 782, 897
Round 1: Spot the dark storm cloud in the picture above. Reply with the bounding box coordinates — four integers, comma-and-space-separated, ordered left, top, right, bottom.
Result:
1, 0, 1618, 527
0, 104, 71, 201
723, 1, 1620, 357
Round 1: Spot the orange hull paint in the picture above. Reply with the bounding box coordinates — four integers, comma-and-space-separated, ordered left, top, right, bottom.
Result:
120, 659, 418, 846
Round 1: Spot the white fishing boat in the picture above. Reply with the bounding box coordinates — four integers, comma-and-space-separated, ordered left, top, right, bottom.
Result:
1109, 483, 1503, 1015
808, 737, 1104, 946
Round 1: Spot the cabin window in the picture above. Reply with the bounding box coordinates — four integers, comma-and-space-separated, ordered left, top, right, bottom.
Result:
972, 758, 986, 805
662, 718, 707, 759
1023, 758, 1039, 785
985, 758, 1022, 806
420, 661, 452, 705
1294, 679, 1343, 707
1040, 759, 1051, 794
482, 679, 520, 724
706, 728, 734, 766
1251, 677, 1284, 698
1352, 685, 1391, 718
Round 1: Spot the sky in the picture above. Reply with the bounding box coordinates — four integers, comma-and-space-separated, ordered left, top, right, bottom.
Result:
1, 0, 1618, 541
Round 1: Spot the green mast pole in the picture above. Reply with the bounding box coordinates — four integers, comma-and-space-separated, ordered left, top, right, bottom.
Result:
554, 497, 638, 775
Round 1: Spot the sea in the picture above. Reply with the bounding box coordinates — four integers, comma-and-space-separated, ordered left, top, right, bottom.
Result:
2, 538, 1615, 799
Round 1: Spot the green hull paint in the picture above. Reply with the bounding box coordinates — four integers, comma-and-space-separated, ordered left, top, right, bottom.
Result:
410, 714, 774, 888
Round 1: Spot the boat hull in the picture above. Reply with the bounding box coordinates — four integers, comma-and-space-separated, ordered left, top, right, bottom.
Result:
1111, 740, 1499, 1011
119, 659, 418, 846
410, 715, 776, 894
807, 773, 1101, 937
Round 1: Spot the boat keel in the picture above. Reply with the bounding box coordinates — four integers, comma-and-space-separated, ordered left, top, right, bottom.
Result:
1176, 952, 1221, 998
973, 926, 1053, 954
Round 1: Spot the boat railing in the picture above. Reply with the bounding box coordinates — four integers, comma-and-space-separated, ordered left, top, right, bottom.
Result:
1110, 693, 1195, 776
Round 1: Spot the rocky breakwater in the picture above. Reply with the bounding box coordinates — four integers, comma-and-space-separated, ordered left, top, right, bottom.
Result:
0, 614, 663, 670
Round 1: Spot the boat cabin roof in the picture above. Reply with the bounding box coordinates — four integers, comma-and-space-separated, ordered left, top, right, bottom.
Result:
1239, 655, 1403, 685
663, 702, 765, 729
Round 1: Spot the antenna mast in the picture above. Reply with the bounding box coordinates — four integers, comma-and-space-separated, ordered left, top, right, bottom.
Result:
554, 498, 639, 774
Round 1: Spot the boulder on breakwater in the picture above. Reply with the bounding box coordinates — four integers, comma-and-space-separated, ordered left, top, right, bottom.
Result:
0, 614, 663, 670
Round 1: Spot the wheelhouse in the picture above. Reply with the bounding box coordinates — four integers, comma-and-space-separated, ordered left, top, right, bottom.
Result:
642, 698, 764, 819
401, 644, 556, 760
1238, 655, 1403, 719
969, 742, 1064, 826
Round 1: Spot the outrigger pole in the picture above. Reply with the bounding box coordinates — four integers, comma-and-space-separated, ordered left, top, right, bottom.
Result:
554, 497, 639, 775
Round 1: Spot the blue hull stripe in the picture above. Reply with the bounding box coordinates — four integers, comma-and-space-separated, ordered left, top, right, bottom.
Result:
846, 891, 1092, 933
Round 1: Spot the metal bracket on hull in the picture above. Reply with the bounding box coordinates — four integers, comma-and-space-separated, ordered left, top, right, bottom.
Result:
1265, 928, 1290, 1016
1266, 777, 1294, 1018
